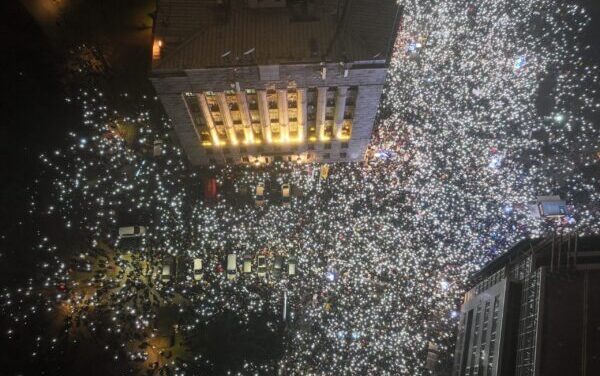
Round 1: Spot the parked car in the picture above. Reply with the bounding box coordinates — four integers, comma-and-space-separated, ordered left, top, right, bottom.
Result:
153, 140, 163, 157
281, 183, 291, 204
255, 182, 265, 206
227, 254, 237, 280
257, 255, 267, 278
161, 264, 171, 282
193, 258, 202, 281
243, 256, 252, 274
272, 256, 283, 279
288, 256, 297, 276
118, 226, 146, 239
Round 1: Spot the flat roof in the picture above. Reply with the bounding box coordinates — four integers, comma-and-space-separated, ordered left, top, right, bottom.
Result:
469, 234, 600, 285
152, 0, 401, 71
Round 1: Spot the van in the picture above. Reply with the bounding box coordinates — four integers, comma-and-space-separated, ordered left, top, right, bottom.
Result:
257, 255, 267, 278
118, 226, 146, 239
193, 258, 202, 281
226, 254, 237, 280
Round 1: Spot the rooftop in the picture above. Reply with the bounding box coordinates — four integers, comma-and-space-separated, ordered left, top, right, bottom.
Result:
152, 0, 402, 71
469, 234, 600, 287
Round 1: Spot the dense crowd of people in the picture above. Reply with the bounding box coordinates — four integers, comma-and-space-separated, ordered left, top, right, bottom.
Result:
1, 0, 599, 374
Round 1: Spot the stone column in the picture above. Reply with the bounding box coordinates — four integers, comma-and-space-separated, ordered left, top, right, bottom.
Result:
277, 89, 289, 143
198, 94, 221, 146
216, 92, 238, 146
257, 90, 272, 144
316, 87, 327, 141
297, 88, 307, 143
236, 91, 254, 144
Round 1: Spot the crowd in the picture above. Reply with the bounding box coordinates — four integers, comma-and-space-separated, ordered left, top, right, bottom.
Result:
1, 0, 599, 375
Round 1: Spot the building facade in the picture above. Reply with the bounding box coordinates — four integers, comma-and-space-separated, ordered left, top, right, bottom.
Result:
150, 0, 401, 165
453, 234, 600, 376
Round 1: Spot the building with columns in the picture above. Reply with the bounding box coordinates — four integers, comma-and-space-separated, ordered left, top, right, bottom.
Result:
150, 0, 401, 166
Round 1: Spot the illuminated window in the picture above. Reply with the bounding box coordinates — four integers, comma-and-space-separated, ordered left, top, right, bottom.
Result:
287, 88, 298, 108
152, 39, 163, 60
200, 131, 211, 143
308, 122, 317, 140
235, 127, 244, 141
247, 92, 259, 110
341, 120, 352, 138
324, 121, 334, 138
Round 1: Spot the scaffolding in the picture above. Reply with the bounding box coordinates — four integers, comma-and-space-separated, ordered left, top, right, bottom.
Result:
514, 270, 541, 376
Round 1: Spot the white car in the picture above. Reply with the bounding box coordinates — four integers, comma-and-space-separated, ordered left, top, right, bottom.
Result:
257, 255, 267, 278
226, 254, 237, 280
255, 182, 265, 206
281, 183, 291, 204
118, 226, 146, 239
161, 264, 171, 282
243, 256, 252, 273
193, 258, 202, 281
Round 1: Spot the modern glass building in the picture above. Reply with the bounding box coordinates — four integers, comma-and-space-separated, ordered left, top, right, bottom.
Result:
453, 234, 600, 376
